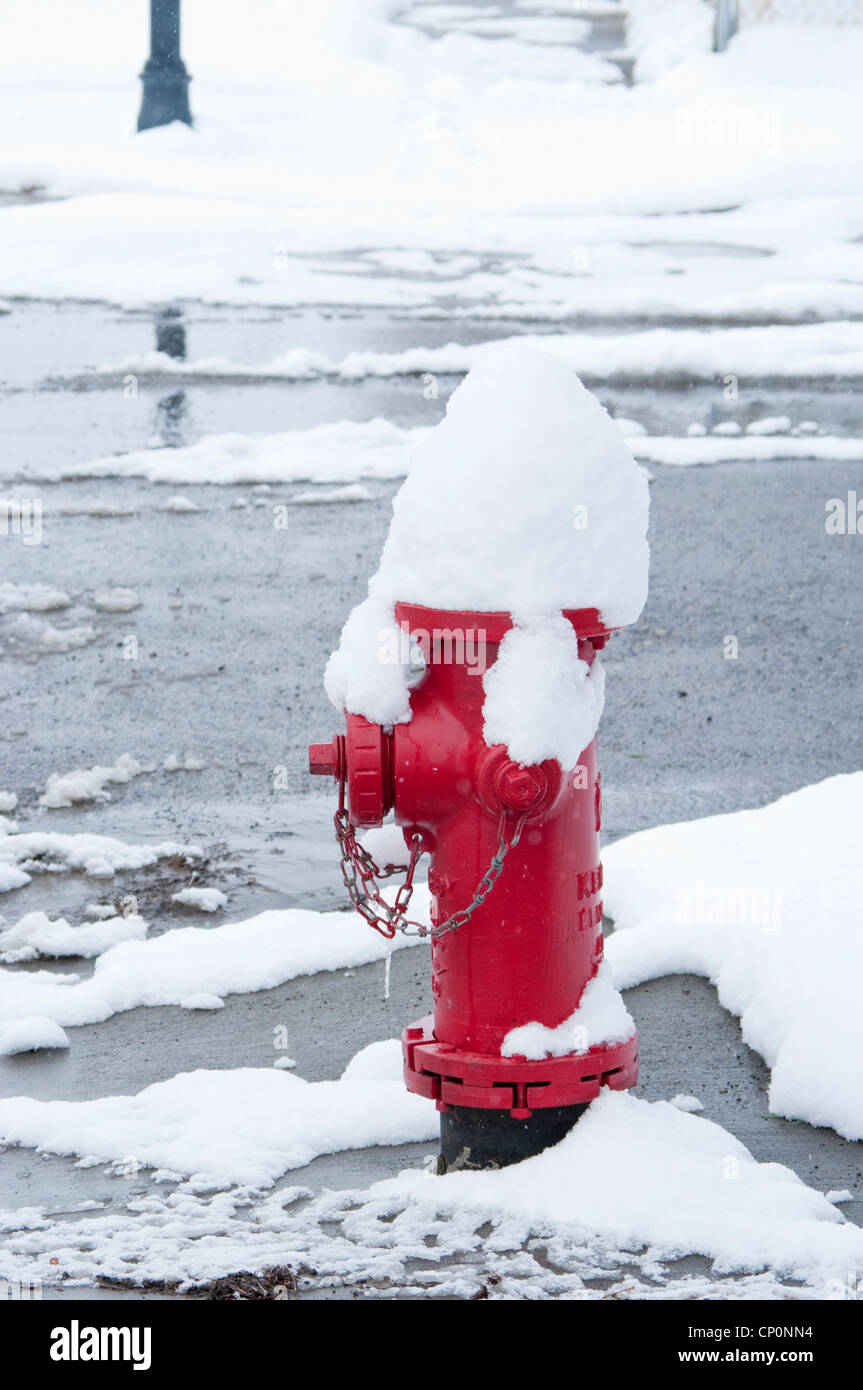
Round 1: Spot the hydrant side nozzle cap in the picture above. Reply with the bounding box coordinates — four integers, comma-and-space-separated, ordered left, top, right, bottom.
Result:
309, 737, 342, 778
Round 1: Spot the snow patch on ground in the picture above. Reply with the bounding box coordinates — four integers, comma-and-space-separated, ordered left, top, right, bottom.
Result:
631, 435, 863, 467
163, 754, 206, 772
158, 495, 201, 513
0, 892, 427, 1029
0, 911, 147, 963
0, 1017, 69, 1056
39, 754, 149, 809
0, 828, 201, 896
5, 614, 96, 655
171, 888, 227, 913
0, 583, 71, 612
0, 1089, 859, 1295
604, 773, 863, 1141
83, 321, 863, 387
290, 484, 374, 506
39, 420, 428, 487
91, 587, 140, 613
27, 419, 863, 491
0, 1041, 434, 1188
669, 1094, 704, 1114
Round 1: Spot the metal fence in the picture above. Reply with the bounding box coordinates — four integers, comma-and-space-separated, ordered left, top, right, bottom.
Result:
717, 0, 863, 50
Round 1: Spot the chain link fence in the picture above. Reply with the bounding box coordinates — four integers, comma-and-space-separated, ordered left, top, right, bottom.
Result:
718, 0, 863, 49
627, 0, 862, 74
738, 0, 863, 21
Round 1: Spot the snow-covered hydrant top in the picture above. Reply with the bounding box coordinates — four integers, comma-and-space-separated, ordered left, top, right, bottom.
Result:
324, 341, 649, 769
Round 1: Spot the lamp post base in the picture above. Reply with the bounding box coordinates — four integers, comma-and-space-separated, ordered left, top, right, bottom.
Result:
137, 60, 192, 132
439, 1102, 589, 1173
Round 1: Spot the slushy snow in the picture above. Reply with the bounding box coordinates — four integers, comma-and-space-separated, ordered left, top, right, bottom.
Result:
2, 1088, 860, 1295
0, 828, 201, 895
171, 888, 227, 913
325, 345, 649, 754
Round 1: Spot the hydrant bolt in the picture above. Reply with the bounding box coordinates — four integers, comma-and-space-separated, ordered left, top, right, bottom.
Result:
495, 762, 547, 812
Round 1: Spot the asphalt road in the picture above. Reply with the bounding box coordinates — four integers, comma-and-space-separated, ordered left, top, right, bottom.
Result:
1, 300, 862, 1296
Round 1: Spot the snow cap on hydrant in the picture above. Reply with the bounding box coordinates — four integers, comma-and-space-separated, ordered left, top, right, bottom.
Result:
312, 343, 649, 1171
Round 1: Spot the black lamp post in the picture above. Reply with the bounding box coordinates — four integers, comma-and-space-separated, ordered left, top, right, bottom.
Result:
137, 0, 193, 132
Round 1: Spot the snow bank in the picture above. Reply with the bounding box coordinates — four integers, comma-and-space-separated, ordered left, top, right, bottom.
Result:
0, 893, 427, 1030
0, 911, 147, 964
325, 345, 649, 737
39, 755, 149, 809
603, 773, 863, 1141
502, 961, 634, 1059
0, 1042, 434, 1188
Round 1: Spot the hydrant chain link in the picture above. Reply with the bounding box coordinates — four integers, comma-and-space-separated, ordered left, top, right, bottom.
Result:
334, 788, 527, 940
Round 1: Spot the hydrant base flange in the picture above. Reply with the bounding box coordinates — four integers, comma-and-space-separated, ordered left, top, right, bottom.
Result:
402, 1016, 638, 1118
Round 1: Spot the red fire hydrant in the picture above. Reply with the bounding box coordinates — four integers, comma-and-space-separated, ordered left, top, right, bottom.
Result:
310, 599, 638, 1171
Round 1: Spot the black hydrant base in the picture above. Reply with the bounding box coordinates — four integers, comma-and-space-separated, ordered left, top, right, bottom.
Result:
439, 1103, 589, 1172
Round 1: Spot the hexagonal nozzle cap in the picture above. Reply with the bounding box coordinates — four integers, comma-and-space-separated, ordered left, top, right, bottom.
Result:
309, 739, 339, 777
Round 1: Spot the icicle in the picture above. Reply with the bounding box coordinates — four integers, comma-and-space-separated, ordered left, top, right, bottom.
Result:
383, 944, 392, 1002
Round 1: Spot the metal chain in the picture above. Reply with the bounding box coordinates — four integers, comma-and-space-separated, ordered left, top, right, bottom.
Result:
333, 768, 527, 940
